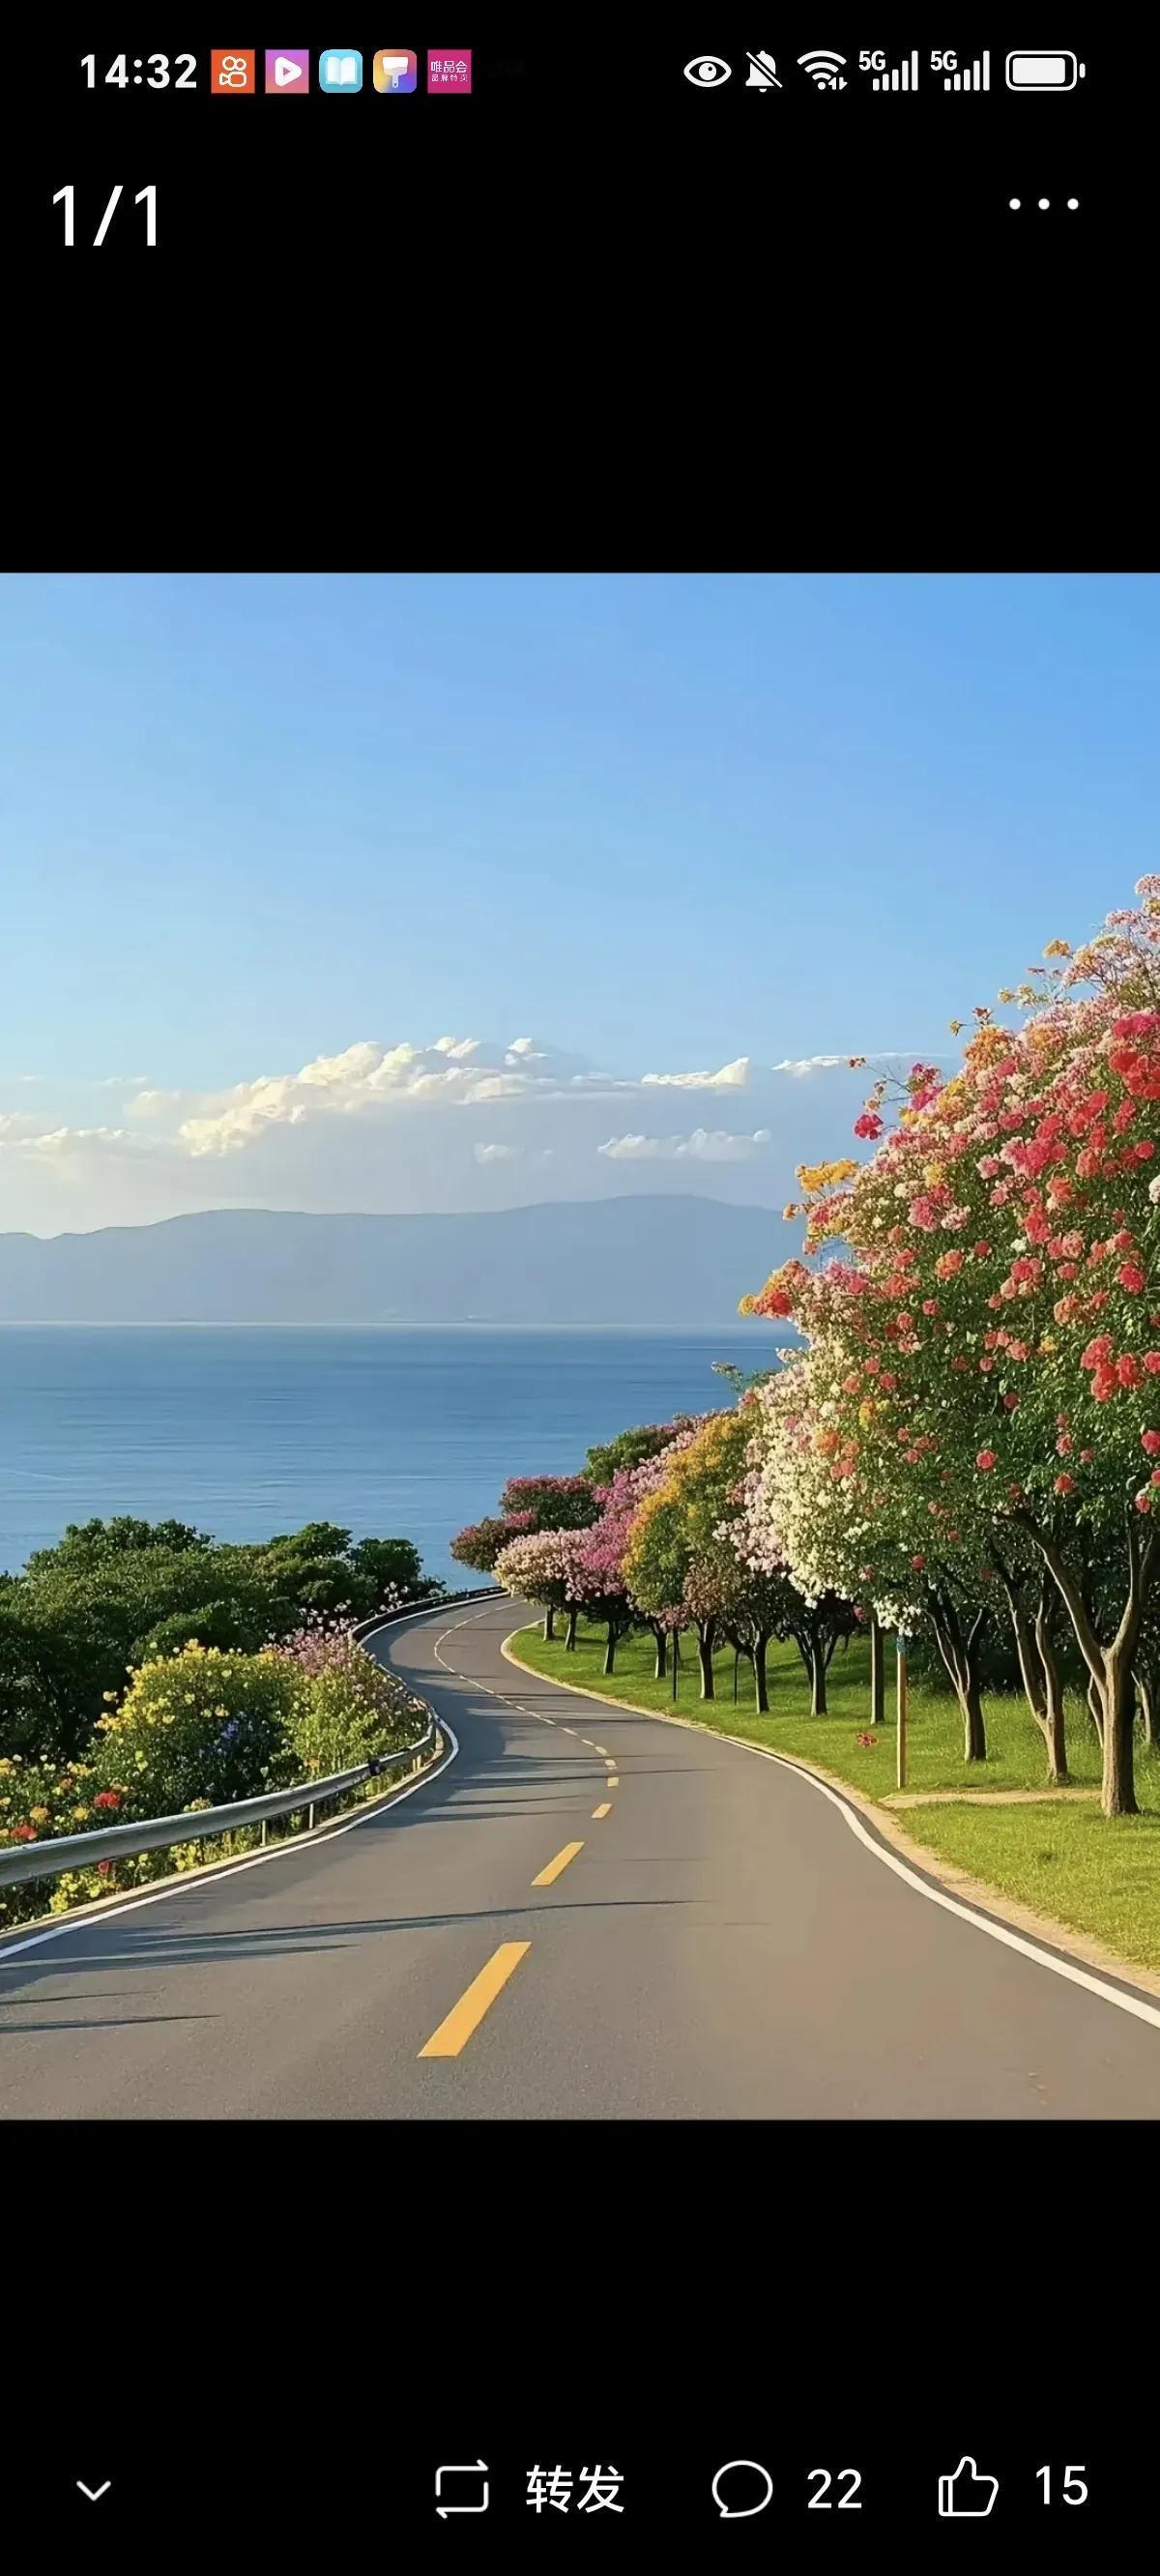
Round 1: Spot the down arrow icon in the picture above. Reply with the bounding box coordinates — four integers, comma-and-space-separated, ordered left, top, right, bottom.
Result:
76, 2480, 112, 2503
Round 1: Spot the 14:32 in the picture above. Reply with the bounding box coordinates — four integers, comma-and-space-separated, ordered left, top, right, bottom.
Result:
80, 54, 197, 90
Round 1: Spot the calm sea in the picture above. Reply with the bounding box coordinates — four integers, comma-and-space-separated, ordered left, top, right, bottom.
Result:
0, 1328, 762, 1583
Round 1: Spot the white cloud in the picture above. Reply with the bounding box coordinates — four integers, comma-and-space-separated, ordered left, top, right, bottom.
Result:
599, 1127, 773, 1163
773, 1053, 856, 1077
28, 1125, 153, 1163
0, 1033, 901, 1230
641, 1056, 751, 1091
0, 1110, 55, 1142
4, 1071, 150, 1090
156, 1038, 770, 1158
772, 1051, 913, 1077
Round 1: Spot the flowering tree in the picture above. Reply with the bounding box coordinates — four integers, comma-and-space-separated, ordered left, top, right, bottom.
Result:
492, 1528, 591, 1647
583, 1419, 700, 1486
573, 1425, 706, 1678
499, 1475, 599, 1533
450, 1512, 534, 1575
744, 882, 1160, 1815
622, 1411, 813, 1706
741, 1309, 1001, 1755
625, 1480, 726, 1700
454, 1475, 598, 1625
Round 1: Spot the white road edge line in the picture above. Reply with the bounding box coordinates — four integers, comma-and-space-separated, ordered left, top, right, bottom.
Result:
494, 1621, 1160, 2040
0, 1719, 461, 1966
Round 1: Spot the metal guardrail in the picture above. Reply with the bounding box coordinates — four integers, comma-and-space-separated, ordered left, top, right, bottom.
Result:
0, 1584, 501, 1894
351, 1582, 498, 1646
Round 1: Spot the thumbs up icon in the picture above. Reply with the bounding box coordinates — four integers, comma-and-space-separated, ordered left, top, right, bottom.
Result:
938, 2458, 1000, 2519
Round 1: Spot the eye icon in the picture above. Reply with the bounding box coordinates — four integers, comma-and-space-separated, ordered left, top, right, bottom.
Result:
683, 55, 732, 86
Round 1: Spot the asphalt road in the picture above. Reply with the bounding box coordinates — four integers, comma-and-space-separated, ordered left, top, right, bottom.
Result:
3, 1595, 1160, 2118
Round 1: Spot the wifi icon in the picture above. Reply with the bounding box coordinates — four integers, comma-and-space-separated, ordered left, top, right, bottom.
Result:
798, 49, 848, 89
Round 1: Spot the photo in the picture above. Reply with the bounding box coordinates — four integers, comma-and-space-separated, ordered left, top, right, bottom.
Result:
3, 571, 1159, 2143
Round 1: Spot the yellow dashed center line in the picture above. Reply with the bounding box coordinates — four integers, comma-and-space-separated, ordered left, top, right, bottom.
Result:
414, 1610, 632, 2058
531, 1840, 585, 1888
418, 1942, 530, 2059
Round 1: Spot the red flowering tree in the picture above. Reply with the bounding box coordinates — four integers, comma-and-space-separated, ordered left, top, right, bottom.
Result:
450, 1512, 534, 1575
745, 882, 1160, 1815
499, 1475, 599, 1533
452, 1475, 597, 1620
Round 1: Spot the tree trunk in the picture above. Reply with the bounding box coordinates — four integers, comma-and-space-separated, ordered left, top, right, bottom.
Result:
543, 1606, 555, 1642
697, 1622, 715, 1701
1086, 1675, 1103, 1744
809, 1642, 828, 1715
929, 1591, 987, 1763
1033, 1592, 1068, 1784
869, 1616, 884, 1730
1137, 1669, 1158, 1747
996, 1559, 1068, 1783
603, 1621, 618, 1676
1015, 1508, 1156, 1816
649, 1623, 667, 1681
1101, 1648, 1139, 1816
754, 1631, 769, 1713
565, 1606, 578, 1652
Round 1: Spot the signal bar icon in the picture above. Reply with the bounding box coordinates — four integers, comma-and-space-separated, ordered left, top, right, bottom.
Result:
872, 50, 918, 91
946, 51, 990, 91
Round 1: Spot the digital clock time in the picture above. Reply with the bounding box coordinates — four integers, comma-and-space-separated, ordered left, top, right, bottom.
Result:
80, 53, 198, 92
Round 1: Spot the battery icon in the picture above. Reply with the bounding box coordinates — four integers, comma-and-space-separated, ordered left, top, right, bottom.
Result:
1005, 50, 1085, 90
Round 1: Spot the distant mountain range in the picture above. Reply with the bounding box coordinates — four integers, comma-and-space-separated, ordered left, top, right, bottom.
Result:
0, 1199, 784, 1329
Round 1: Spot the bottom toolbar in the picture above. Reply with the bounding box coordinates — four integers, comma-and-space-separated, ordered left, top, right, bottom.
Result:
13, 2447, 1120, 2539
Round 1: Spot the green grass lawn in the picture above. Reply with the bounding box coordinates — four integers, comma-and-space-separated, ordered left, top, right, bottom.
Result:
890, 1801, 1160, 1970
509, 1620, 1160, 1976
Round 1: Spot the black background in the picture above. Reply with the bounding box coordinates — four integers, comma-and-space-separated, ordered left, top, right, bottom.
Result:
8, 26, 1136, 563
3, 27, 1149, 2540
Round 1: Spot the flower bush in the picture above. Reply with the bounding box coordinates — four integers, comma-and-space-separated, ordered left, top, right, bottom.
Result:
275, 1625, 426, 1775
93, 1642, 306, 1818
0, 1751, 156, 1925
1, 1626, 431, 1928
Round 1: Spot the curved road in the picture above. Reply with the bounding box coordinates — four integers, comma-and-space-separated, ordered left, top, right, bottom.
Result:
2, 1594, 1160, 2118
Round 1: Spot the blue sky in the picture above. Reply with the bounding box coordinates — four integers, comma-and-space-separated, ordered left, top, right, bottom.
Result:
1, 572, 1157, 1232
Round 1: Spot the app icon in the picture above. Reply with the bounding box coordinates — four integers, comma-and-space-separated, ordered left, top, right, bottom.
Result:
374, 49, 418, 92
427, 48, 472, 93
211, 49, 256, 94
319, 48, 362, 92
265, 49, 309, 92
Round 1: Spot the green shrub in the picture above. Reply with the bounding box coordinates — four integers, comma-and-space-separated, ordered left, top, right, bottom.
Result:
95, 1643, 304, 1818
278, 1630, 427, 1777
